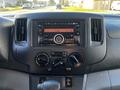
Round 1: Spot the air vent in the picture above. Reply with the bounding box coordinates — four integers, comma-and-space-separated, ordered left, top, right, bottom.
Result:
91, 19, 102, 42
16, 18, 27, 41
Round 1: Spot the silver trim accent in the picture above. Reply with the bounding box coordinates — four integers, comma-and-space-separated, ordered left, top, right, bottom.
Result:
82, 74, 87, 90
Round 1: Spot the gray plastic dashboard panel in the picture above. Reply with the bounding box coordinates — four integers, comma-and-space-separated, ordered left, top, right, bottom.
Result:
84, 69, 120, 90
105, 17, 120, 38
0, 69, 29, 90
109, 69, 120, 90
85, 71, 111, 90
0, 17, 13, 62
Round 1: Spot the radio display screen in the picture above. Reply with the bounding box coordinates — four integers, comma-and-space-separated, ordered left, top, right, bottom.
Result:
44, 28, 74, 32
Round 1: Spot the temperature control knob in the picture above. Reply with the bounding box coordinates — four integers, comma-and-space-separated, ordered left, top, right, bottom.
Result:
35, 52, 49, 67
67, 52, 83, 68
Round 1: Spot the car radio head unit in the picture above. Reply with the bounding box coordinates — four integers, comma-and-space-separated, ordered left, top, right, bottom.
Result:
40, 27, 76, 45
32, 20, 82, 46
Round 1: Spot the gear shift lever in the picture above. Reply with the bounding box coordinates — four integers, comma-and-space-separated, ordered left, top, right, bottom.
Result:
37, 80, 60, 90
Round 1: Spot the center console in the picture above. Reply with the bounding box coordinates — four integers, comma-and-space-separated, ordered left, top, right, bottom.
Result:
13, 12, 106, 76
32, 19, 85, 72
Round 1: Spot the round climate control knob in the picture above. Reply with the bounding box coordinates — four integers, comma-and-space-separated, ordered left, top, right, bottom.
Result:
53, 34, 64, 44
35, 52, 49, 67
67, 52, 83, 68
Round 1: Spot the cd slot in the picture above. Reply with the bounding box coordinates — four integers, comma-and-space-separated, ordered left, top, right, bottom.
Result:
39, 38, 75, 45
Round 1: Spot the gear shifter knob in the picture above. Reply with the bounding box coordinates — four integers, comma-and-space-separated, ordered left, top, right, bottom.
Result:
37, 80, 60, 90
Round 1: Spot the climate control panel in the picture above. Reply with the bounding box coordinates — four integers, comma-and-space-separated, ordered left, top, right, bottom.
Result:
34, 51, 83, 71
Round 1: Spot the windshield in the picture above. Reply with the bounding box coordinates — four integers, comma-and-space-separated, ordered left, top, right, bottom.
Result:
0, 0, 120, 17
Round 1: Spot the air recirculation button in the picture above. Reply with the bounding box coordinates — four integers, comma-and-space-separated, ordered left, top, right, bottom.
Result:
34, 52, 49, 67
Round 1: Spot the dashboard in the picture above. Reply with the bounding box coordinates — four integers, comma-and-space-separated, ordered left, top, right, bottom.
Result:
0, 12, 120, 90
12, 12, 106, 75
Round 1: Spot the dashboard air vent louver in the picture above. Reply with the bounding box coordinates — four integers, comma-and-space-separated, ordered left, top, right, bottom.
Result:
91, 19, 102, 42
16, 18, 27, 41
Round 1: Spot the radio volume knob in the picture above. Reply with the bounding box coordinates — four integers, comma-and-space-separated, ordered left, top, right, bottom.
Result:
54, 34, 64, 44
